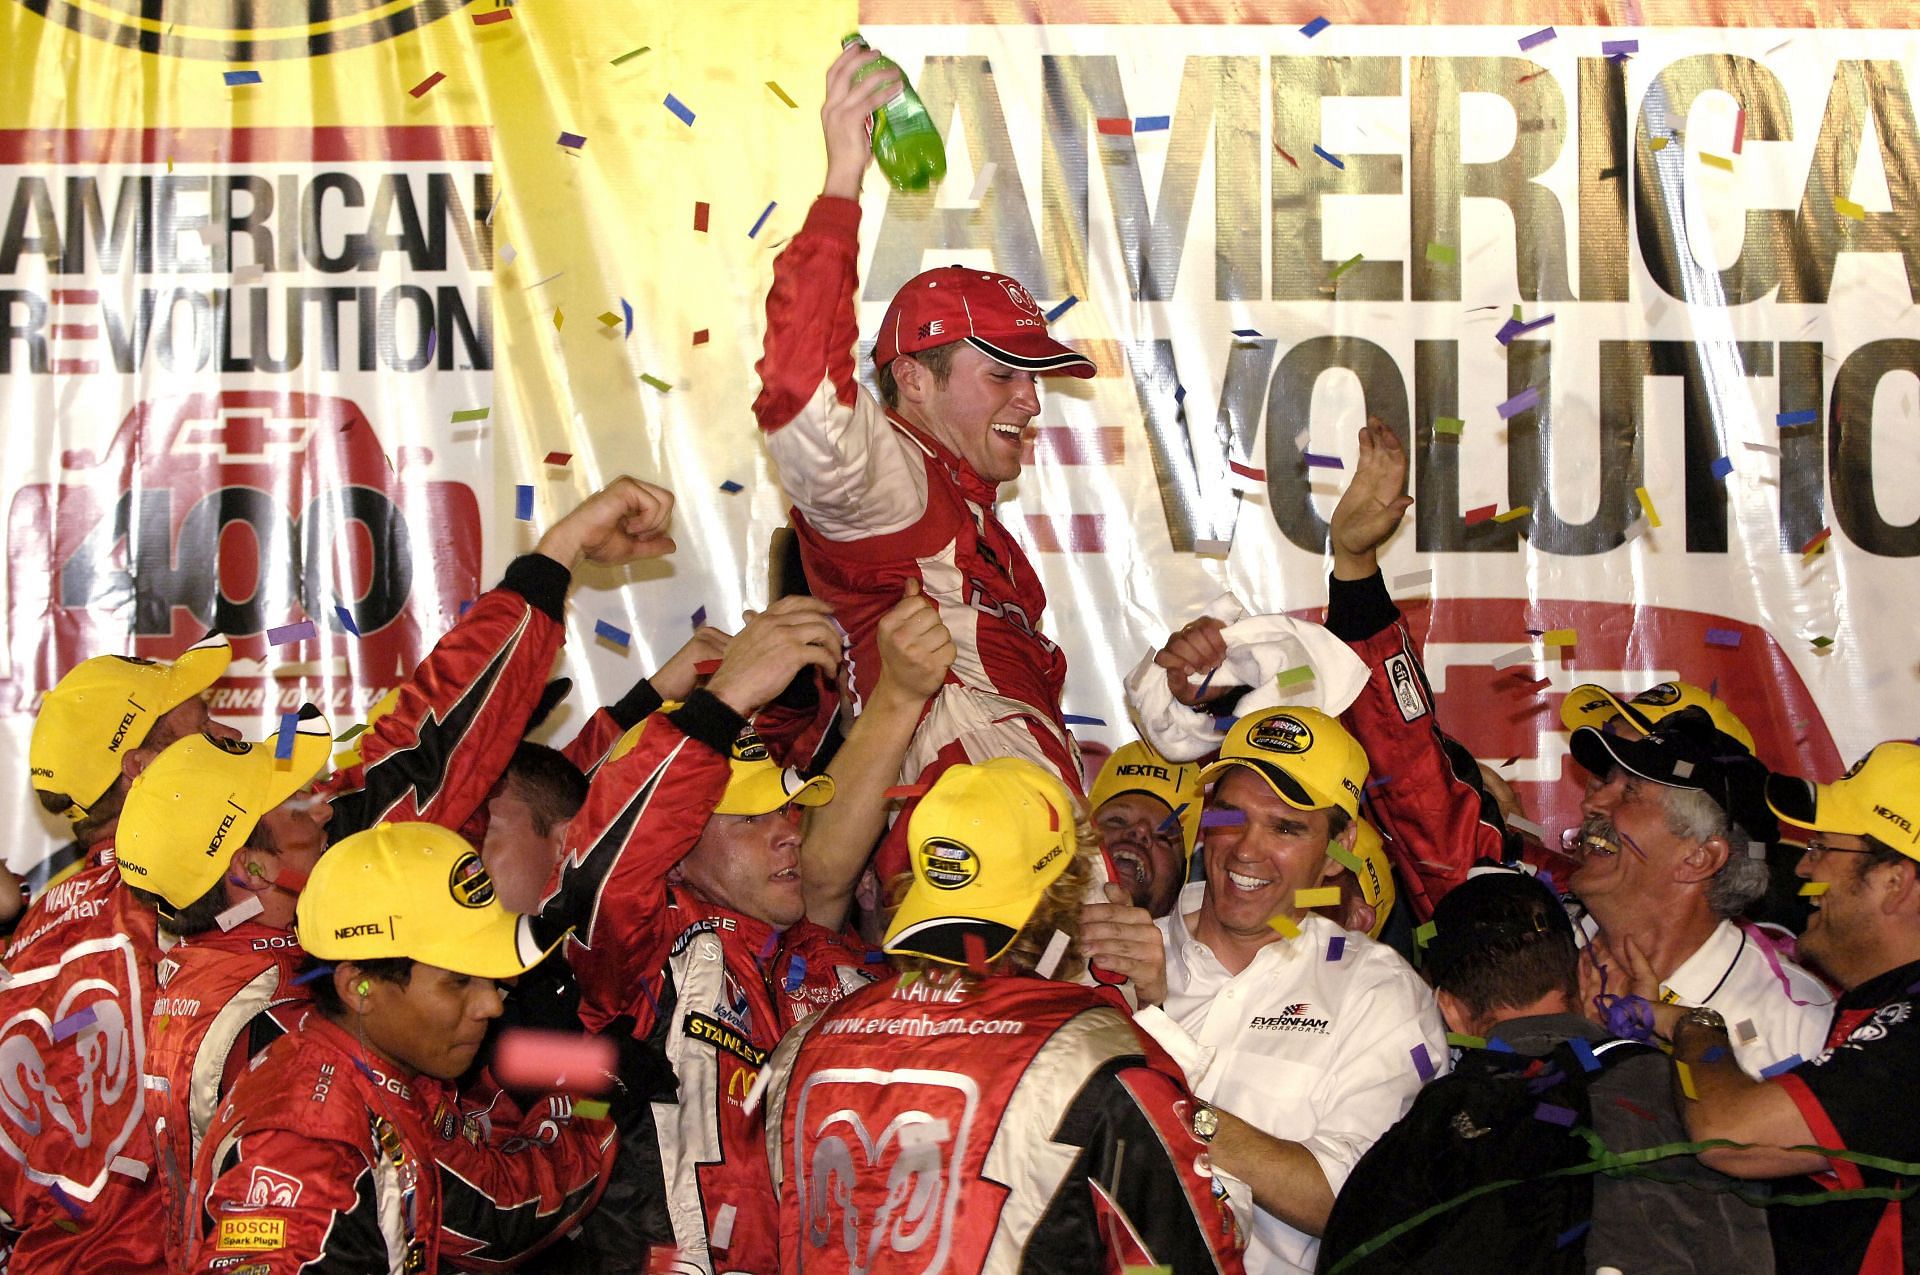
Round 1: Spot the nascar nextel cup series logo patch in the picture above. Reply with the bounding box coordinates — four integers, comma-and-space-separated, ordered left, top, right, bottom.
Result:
919, 838, 979, 890
15, 0, 473, 60
1248, 713, 1313, 755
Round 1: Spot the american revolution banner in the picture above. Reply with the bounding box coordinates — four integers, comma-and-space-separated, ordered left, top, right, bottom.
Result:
1, 0, 1913, 874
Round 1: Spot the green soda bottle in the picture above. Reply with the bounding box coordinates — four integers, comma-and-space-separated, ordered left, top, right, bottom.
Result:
843, 33, 947, 192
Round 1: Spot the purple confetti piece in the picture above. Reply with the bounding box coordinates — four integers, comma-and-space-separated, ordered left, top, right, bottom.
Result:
1759, 1053, 1804, 1079
556, 130, 586, 149
51, 1006, 96, 1042
1534, 1101, 1577, 1127
783, 955, 807, 992
275, 711, 298, 759
293, 964, 336, 986
1312, 144, 1344, 169
691, 605, 707, 629
266, 620, 318, 646
758, 931, 779, 961
1174, 384, 1188, 405
1495, 314, 1556, 346
1777, 408, 1818, 427
1518, 26, 1557, 51
1555, 1221, 1590, 1249
593, 619, 632, 649
1705, 627, 1742, 648
1326, 935, 1346, 962
663, 93, 695, 126
335, 605, 360, 637
1200, 809, 1247, 828
47, 1181, 83, 1219
1411, 1042, 1436, 1081
1302, 452, 1344, 470
1497, 385, 1544, 419
1527, 1067, 1568, 1094
1601, 38, 1639, 56
1045, 295, 1079, 323
1300, 15, 1330, 36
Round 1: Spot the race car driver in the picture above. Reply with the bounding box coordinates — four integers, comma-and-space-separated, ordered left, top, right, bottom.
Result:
186, 822, 616, 1272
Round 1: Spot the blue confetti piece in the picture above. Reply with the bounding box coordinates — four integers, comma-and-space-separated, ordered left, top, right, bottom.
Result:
224, 69, 262, 87
515, 484, 534, 521
1760, 1053, 1804, 1079
1044, 295, 1079, 323
1702, 1045, 1728, 1063
621, 298, 633, 338
748, 200, 777, 239
1326, 935, 1346, 962
1555, 1220, 1590, 1249
556, 131, 587, 149
1710, 455, 1733, 480
1174, 384, 1187, 405
1568, 1037, 1600, 1072
783, 955, 807, 992
664, 93, 695, 126
1061, 713, 1105, 726
593, 619, 632, 649
719, 480, 744, 493
275, 712, 298, 759
1134, 115, 1170, 132
1157, 803, 1190, 836
1312, 144, 1344, 169
1300, 15, 1330, 36
864, 949, 890, 964
293, 964, 335, 986
1776, 408, 1818, 427
458, 599, 475, 617
1231, 328, 1262, 338
335, 605, 360, 637
1486, 1035, 1516, 1053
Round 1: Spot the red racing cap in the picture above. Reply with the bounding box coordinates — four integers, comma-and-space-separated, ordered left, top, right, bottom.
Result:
872, 266, 1095, 378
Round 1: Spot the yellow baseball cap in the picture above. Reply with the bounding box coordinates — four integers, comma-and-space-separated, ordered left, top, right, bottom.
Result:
1560, 680, 1756, 754
1088, 740, 1203, 856
608, 712, 835, 817
1199, 707, 1369, 818
117, 709, 334, 909
1346, 819, 1396, 940
1766, 742, 1920, 857
30, 633, 232, 818
297, 822, 561, 978
884, 758, 1077, 966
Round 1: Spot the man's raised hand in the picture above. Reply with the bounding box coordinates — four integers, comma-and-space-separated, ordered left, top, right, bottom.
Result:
1154, 615, 1233, 707
704, 597, 843, 717
1328, 418, 1413, 579
538, 476, 676, 569
874, 581, 955, 703
821, 40, 901, 200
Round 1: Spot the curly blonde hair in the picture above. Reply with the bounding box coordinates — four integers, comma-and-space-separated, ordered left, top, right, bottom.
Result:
885, 803, 1097, 983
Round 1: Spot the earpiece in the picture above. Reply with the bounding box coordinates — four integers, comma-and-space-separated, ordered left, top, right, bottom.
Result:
245, 862, 265, 879
356, 980, 371, 996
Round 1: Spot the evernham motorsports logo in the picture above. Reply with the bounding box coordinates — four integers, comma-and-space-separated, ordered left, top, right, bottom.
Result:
15, 0, 475, 61
1250, 1002, 1330, 1035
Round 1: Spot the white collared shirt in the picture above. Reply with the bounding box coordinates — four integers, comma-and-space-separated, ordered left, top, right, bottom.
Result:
1663, 917, 1834, 1077
1151, 883, 1448, 1275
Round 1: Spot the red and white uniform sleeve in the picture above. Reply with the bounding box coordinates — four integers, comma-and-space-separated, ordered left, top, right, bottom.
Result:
432, 1095, 617, 1270
189, 1126, 381, 1273
1327, 571, 1513, 921
752, 196, 929, 540
321, 553, 571, 839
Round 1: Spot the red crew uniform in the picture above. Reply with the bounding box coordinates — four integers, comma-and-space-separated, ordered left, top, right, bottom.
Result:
761, 970, 1245, 1274
188, 1011, 614, 1272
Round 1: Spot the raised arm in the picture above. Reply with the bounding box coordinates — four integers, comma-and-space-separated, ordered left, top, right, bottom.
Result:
801, 582, 953, 929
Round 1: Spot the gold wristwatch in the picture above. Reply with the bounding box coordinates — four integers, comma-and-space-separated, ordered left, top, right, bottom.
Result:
1191, 1102, 1219, 1143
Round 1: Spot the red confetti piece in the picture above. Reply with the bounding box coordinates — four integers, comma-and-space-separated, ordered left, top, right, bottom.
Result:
543, 451, 572, 466
409, 72, 445, 98
963, 933, 990, 974
471, 7, 513, 24
1274, 142, 1299, 168
1464, 503, 1497, 525
884, 783, 933, 800
693, 202, 710, 233
1732, 107, 1746, 154
692, 329, 709, 346
692, 659, 723, 675
1096, 117, 1133, 135
1799, 527, 1832, 555
1228, 459, 1266, 482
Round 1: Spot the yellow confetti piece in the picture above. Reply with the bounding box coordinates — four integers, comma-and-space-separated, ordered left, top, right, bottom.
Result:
1434, 417, 1465, 436
1541, 628, 1577, 647
597, 311, 620, 328
1493, 505, 1532, 522
1635, 486, 1662, 528
573, 1099, 611, 1119
1649, 136, 1670, 151
552, 309, 565, 331
1677, 1059, 1697, 1099
1424, 242, 1457, 265
1268, 913, 1302, 940
1834, 196, 1865, 221
1294, 886, 1343, 909
766, 80, 798, 108
1699, 152, 1734, 171
1798, 881, 1830, 896
640, 373, 672, 393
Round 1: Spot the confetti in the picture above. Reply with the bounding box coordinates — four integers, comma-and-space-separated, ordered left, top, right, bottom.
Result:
1424, 242, 1458, 265
334, 723, 370, 744
1326, 935, 1346, 962
574, 1099, 611, 1120
1734, 1019, 1758, 1044
691, 605, 708, 628
109, 1156, 149, 1181
1799, 526, 1831, 556
1268, 913, 1302, 940
1649, 136, 1670, 151
215, 893, 265, 931
1328, 253, 1364, 282
1230, 328, 1262, 339
47, 1181, 83, 1219
335, 606, 360, 637
1541, 628, 1576, 647
1676, 1060, 1697, 1099
1555, 1221, 1591, 1249
598, 311, 621, 329
409, 72, 445, 98
1811, 635, 1834, 649
1394, 569, 1434, 588
622, 298, 633, 338
610, 46, 651, 66
1135, 115, 1170, 132
1710, 455, 1733, 480
543, 451, 572, 466
1062, 713, 1106, 726
783, 955, 808, 993
1302, 451, 1344, 469
275, 711, 298, 759
1798, 881, 1830, 897
1035, 930, 1072, 979
748, 200, 777, 239
1045, 295, 1079, 323
663, 94, 695, 126
1274, 143, 1299, 168
492, 1029, 618, 1094
1534, 1102, 1577, 1127
52, 1007, 96, 1042
1493, 505, 1533, 523
1096, 117, 1133, 136
1411, 1042, 1437, 1080
1200, 809, 1247, 828
711, 1202, 737, 1249
1273, 665, 1316, 689
451, 407, 489, 424
1464, 504, 1497, 526
1491, 646, 1535, 670
1568, 1038, 1601, 1072
1759, 1053, 1804, 1078
1312, 144, 1344, 169
471, 7, 513, 24
593, 620, 632, 649
1700, 152, 1735, 171
1834, 196, 1865, 221
1518, 26, 1557, 50
719, 479, 744, 493
640, 373, 672, 393
694, 201, 710, 233
963, 933, 990, 974
883, 783, 933, 800
1705, 627, 1742, 648
497, 242, 516, 264
1194, 537, 1232, 556
1228, 459, 1267, 483
1507, 814, 1546, 840
1300, 15, 1330, 35
1634, 486, 1662, 527
555, 130, 587, 152
1601, 38, 1639, 56
1732, 108, 1747, 154
765, 81, 797, 108
224, 69, 262, 86
515, 484, 534, 521
1434, 416, 1465, 437
552, 309, 565, 331
1495, 313, 1556, 345
267, 620, 317, 646
1415, 921, 1438, 947
1497, 385, 1543, 418
693, 329, 710, 346
1295, 886, 1343, 908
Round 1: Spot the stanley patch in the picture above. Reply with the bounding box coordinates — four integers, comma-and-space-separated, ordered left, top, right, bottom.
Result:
684, 1011, 768, 1068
